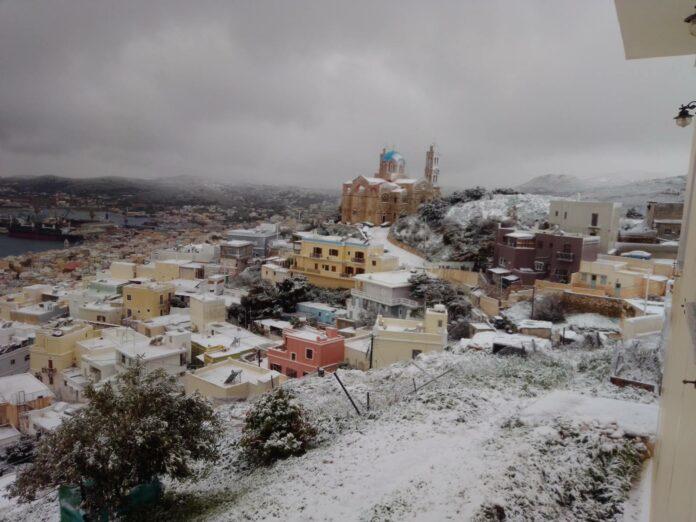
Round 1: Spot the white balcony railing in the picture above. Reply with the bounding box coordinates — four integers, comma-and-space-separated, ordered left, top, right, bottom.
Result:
351, 288, 420, 308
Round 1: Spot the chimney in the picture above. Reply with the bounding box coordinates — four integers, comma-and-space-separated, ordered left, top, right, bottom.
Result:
325, 327, 339, 338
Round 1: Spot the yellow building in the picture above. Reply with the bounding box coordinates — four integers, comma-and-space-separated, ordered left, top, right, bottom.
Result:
123, 282, 174, 320
30, 321, 95, 389
289, 233, 399, 289
570, 254, 672, 299
370, 305, 448, 369
183, 358, 285, 403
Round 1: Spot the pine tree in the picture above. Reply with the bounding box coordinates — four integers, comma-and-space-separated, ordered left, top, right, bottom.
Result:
9, 360, 221, 517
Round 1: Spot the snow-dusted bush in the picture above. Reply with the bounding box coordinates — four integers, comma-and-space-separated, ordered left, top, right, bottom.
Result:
473, 420, 646, 521
532, 293, 566, 323
9, 361, 221, 518
240, 388, 317, 466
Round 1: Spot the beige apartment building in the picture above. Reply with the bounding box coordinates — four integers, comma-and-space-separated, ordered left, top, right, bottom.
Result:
190, 294, 226, 333
289, 234, 399, 289
123, 282, 174, 320
183, 358, 285, 403
370, 305, 448, 369
30, 321, 95, 389
548, 200, 621, 253
570, 254, 673, 299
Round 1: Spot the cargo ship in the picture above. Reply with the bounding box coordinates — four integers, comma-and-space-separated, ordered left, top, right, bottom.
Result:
8, 218, 83, 243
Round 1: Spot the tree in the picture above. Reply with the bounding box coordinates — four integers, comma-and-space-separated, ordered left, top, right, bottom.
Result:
3, 435, 36, 466
240, 388, 316, 466
626, 207, 643, 219
9, 361, 221, 518
277, 276, 311, 312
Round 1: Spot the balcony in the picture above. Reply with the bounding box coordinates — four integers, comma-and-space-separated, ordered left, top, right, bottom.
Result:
304, 267, 321, 274
351, 257, 365, 264
556, 251, 574, 262
309, 253, 323, 259
340, 273, 354, 278
351, 288, 420, 308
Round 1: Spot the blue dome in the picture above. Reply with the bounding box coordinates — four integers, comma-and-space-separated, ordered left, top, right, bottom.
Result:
382, 149, 404, 163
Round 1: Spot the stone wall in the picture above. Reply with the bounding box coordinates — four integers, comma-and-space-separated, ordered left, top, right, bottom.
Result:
561, 291, 636, 318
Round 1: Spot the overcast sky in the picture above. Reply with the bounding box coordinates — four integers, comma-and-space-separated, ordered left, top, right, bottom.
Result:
0, 1, 694, 189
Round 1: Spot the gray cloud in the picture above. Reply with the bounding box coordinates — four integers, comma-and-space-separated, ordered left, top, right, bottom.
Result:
0, 0, 693, 188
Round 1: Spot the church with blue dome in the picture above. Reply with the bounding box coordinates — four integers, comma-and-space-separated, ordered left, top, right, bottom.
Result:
341, 145, 441, 225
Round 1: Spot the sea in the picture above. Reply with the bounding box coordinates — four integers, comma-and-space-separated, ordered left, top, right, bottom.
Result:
0, 236, 65, 257
0, 208, 150, 258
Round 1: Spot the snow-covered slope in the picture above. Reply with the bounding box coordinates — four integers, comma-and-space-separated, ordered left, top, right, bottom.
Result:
0, 343, 657, 521
444, 193, 557, 228
515, 174, 591, 195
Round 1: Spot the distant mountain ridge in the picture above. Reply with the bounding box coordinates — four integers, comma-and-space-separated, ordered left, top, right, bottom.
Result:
515, 173, 686, 208
0, 174, 339, 210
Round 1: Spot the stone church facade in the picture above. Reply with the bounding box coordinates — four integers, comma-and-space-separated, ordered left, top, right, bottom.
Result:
340, 145, 441, 225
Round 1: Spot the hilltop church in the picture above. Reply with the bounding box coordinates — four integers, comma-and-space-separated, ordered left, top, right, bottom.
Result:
340, 145, 441, 225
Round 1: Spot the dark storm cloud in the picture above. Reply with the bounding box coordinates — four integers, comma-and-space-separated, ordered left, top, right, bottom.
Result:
0, 0, 693, 188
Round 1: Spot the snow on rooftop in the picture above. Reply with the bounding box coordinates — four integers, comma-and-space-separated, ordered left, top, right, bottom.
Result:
0, 373, 53, 404
353, 269, 418, 287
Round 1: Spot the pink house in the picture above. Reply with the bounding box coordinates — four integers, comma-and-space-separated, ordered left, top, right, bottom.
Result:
266, 326, 345, 378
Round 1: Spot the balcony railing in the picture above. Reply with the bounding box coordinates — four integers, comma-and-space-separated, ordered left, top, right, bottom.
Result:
340, 273, 354, 278
351, 288, 420, 308
309, 253, 323, 259
351, 257, 365, 264
556, 251, 574, 262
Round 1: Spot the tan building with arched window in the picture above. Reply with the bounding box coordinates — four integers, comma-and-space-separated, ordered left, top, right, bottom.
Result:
341, 145, 441, 225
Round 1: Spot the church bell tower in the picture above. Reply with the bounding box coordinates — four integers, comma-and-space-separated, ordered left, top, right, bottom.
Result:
424, 144, 439, 186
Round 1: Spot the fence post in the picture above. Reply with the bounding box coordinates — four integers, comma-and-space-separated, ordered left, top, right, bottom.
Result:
333, 371, 361, 416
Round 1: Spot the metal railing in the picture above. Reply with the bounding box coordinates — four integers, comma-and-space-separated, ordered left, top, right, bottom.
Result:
556, 251, 574, 262
350, 288, 420, 308
351, 257, 365, 264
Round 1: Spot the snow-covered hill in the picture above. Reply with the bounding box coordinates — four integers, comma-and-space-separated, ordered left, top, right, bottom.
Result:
445, 193, 557, 228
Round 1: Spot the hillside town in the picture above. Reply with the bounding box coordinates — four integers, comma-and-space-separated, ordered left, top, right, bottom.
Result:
0, 139, 684, 520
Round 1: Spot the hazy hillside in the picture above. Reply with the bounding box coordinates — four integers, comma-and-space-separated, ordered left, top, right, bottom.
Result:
516, 174, 685, 209
0, 175, 340, 210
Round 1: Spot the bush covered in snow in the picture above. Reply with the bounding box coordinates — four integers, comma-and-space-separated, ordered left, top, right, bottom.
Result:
408, 273, 472, 337
532, 293, 566, 323
9, 361, 221, 518
240, 388, 317, 466
474, 420, 647, 521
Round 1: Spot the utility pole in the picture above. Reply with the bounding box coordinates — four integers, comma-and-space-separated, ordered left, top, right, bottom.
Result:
368, 333, 374, 369
530, 285, 536, 318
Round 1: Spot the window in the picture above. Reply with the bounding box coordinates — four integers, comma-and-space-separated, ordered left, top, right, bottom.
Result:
600, 275, 607, 285
331, 266, 336, 272
437, 320, 443, 327
314, 263, 319, 270
121, 353, 127, 364
48, 359, 53, 369
329, 249, 339, 256
412, 349, 422, 359
24, 354, 30, 361
127, 309, 132, 317
303, 372, 309, 376
270, 363, 282, 372
563, 211, 567, 219
180, 354, 186, 366
591, 213, 599, 227
554, 210, 559, 217
291, 352, 297, 361
10, 359, 14, 365
160, 295, 164, 304
372, 260, 377, 266
127, 294, 132, 301
49, 375, 53, 385
306, 348, 314, 360
356, 268, 365, 275
534, 261, 545, 272
287, 369, 298, 378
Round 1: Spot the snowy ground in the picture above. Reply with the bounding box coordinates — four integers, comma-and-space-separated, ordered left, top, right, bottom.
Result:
0, 342, 658, 521
368, 226, 426, 269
